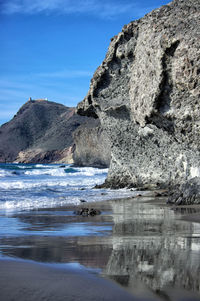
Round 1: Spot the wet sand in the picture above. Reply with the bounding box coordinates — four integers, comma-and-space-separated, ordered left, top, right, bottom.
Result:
1, 195, 200, 301
0, 258, 139, 301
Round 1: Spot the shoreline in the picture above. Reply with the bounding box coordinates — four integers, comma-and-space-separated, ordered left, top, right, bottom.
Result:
1, 195, 200, 301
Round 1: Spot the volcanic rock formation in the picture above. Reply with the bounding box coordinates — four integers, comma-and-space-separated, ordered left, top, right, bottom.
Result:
77, 0, 200, 204
0, 100, 110, 166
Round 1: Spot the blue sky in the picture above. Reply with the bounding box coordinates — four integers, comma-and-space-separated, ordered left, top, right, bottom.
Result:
0, 0, 170, 125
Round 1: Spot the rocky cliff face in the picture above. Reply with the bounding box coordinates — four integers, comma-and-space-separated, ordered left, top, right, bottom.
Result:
77, 0, 200, 203
73, 118, 110, 168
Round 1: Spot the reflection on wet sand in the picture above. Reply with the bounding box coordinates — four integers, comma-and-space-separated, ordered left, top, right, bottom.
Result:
105, 197, 200, 297
0, 235, 112, 269
0, 206, 113, 270
1, 197, 200, 299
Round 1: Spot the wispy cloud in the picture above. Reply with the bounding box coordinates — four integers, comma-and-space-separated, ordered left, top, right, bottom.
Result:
0, 0, 140, 18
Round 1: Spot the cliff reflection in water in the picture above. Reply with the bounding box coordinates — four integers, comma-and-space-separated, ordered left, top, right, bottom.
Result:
105, 198, 200, 295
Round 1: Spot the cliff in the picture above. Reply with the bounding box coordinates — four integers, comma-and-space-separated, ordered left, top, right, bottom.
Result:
77, 0, 200, 204
73, 118, 110, 168
0, 100, 110, 166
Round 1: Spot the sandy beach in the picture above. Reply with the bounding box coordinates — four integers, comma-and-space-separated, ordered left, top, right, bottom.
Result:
1, 195, 200, 301
0, 258, 138, 301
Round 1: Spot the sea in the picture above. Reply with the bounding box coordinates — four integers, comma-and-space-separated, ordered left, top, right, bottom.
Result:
1, 163, 200, 299
0, 163, 134, 243
0, 163, 133, 212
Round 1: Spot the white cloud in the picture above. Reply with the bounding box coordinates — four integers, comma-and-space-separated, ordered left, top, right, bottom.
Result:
1, 0, 140, 18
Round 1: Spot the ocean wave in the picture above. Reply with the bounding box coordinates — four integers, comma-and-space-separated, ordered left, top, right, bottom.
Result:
23, 166, 108, 177
0, 188, 138, 211
69, 167, 108, 177
64, 167, 77, 173
0, 164, 33, 171
24, 168, 67, 177
0, 176, 106, 190
0, 163, 112, 211
0, 170, 9, 177
0, 170, 20, 177
0, 196, 81, 210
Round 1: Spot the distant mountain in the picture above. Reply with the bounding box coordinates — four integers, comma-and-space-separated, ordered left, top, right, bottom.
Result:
0, 100, 84, 163
0, 99, 110, 166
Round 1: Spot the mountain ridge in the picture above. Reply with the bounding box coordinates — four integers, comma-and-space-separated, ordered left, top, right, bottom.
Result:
0, 100, 110, 166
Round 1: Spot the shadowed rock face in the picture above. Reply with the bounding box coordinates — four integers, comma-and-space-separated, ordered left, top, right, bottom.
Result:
77, 0, 200, 202
73, 118, 110, 168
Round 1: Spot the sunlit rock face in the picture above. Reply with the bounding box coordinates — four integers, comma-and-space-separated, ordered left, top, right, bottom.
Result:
0, 101, 84, 163
0, 100, 110, 166
77, 0, 200, 203
105, 199, 200, 294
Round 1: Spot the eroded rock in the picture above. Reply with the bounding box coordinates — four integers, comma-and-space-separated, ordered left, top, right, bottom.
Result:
77, 0, 200, 204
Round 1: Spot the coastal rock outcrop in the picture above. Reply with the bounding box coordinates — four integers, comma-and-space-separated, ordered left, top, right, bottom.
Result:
73, 118, 110, 168
77, 0, 200, 203
0, 100, 110, 166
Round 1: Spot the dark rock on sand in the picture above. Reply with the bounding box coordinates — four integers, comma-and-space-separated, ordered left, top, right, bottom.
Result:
77, 0, 200, 204
74, 208, 101, 216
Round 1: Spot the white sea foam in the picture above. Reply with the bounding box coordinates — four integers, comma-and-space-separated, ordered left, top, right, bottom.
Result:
35, 164, 56, 168
0, 164, 134, 211
0, 188, 136, 211
24, 168, 67, 177
0, 170, 7, 177
0, 196, 80, 210
72, 167, 108, 177
0, 170, 14, 178
0, 175, 105, 190
23, 166, 108, 177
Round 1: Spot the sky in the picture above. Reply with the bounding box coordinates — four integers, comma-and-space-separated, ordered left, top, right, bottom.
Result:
0, 0, 170, 125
